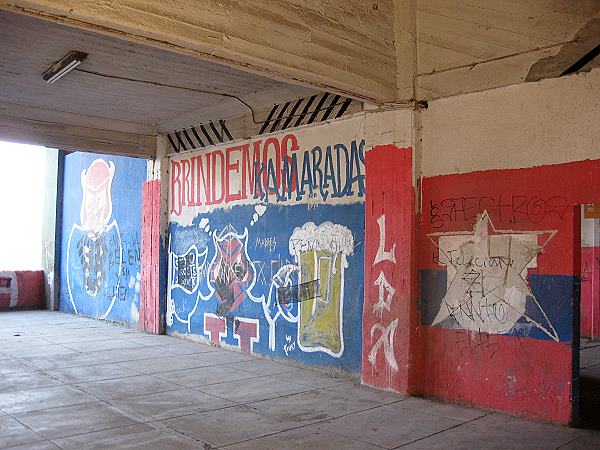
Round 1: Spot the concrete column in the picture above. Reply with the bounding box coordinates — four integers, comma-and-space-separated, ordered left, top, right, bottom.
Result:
41, 148, 64, 311
140, 136, 169, 333
395, 0, 417, 101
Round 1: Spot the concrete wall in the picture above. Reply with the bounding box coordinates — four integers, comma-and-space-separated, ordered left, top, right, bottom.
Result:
0, 271, 44, 310
59, 152, 146, 325
41, 148, 60, 310
416, 69, 600, 423
416, 1, 600, 99
2, 0, 396, 103
166, 112, 413, 375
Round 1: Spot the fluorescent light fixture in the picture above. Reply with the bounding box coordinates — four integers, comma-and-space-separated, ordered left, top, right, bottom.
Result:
42, 51, 88, 84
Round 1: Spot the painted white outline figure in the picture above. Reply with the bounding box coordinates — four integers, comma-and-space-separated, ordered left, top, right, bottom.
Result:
66, 159, 122, 320
368, 318, 399, 371
166, 240, 210, 333
427, 211, 559, 341
373, 271, 395, 317
374, 214, 396, 265
264, 264, 300, 351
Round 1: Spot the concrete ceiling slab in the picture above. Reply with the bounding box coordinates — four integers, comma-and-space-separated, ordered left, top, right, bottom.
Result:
0, 9, 317, 156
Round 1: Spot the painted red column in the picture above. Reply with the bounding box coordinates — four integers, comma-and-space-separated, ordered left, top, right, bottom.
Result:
362, 145, 417, 393
140, 180, 161, 334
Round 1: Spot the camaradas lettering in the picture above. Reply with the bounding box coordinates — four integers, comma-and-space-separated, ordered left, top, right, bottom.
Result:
170, 133, 365, 216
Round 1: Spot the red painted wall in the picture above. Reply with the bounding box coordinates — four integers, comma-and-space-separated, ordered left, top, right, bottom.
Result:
581, 246, 600, 338
362, 145, 417, 393
140, 180, 161, 334
417, 159, 600, 423
0, 271, 44, 310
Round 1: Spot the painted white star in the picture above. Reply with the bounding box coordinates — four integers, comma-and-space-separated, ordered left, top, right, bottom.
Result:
427, 211, 559, 341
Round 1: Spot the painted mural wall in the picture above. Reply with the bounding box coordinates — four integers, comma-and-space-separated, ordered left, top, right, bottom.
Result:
59, 152, 146, 325
417, 70, 600, 423
417, 163, 585, 422
167, 116, 367, 373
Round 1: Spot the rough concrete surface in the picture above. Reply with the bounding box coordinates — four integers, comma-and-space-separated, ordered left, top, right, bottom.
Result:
1, 311, 600, 449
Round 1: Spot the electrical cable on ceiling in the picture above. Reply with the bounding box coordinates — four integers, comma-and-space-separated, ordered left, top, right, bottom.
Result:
75, 67, 261, 124
74, 68, 354, 126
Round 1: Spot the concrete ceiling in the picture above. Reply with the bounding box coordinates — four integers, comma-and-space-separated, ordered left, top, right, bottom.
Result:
0, 9, 317, 156
417, 0, 600, 99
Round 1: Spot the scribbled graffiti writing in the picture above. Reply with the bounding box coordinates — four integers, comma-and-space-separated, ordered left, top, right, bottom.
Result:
255, 237, 277, 252
429, 195, 570, 229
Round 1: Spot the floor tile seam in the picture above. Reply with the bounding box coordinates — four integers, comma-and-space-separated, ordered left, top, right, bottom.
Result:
555, 435, 585, 449
59, 343, 147, 352
74, 384, 196, 402
391, 413, 491, 448
153, 364, 301, 380
49, 371, 152, 385
0, 412, 49, 446
149, 370, 268, 388
100, 386, 242, 414
386, 402, 489, 422
17, 406, 159, 444
238, 393, 408, 426
19, 359, 119, 371
226, 358, 305, 371
157, 419, 222, 447
44, 337, 133, 346
109, 401, 244, 425
282, 378, 350, 389
48, 439, 67, 450
464, 412, 587, 436
163, 359, 264, 375
580, 343, 600, 349
191, 383, 326, 405
233, 384, 408, 410
213, 404, 397, 449
309, 427, 390, 449
80, 352, 179, 364
0, 367, 60, 377
1, 371, 146, 393
0, 377, 69, 393
45, 425, 205, 450
109, 357, 263, 374
5, 398, 104, 417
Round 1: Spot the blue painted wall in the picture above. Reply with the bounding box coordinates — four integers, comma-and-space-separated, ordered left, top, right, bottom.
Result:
167, 126, 366, 374
168, 203, 365, 373
59, 152, 146, 325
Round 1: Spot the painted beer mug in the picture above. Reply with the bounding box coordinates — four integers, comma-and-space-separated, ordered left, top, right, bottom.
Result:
289, 222, 354, 357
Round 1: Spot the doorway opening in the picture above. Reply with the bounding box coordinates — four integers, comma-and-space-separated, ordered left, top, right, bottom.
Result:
579, 204, 600, 427
0, 140, 56, 311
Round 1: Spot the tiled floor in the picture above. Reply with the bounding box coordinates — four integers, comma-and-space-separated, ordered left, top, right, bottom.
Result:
1, 311, 600, 449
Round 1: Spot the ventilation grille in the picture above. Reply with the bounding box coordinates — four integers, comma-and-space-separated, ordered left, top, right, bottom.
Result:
167, 93, 356, 154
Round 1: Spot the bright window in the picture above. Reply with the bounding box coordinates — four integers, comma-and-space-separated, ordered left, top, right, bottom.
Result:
0, 141, 49, 270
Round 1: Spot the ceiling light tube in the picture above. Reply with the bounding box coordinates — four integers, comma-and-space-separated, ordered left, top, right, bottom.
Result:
42, 51, 88, 84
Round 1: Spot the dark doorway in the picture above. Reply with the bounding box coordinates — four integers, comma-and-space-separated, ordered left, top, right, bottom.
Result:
578, 204, 600, 428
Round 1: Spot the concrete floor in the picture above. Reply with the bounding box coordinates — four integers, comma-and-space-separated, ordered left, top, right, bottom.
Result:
1, 312, 600, 450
